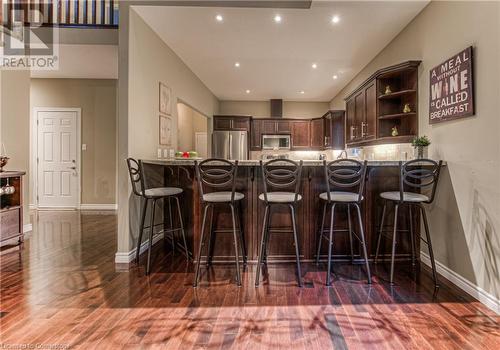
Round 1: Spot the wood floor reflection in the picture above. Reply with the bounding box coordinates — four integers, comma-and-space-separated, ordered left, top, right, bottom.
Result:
1, 211, 498, 349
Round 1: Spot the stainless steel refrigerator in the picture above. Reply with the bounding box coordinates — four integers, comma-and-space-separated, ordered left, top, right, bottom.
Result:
212, 131, 248, 160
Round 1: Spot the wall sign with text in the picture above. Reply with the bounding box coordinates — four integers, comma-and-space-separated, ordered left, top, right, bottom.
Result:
429, 46, 474, 124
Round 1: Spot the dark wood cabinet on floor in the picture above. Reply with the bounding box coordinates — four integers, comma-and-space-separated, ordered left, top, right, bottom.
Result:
143, 162, 421, 264
213, 115, 251, 131
345, 60, 420, 146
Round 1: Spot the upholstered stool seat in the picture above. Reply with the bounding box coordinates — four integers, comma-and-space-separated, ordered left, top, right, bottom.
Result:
319, 191, 362, 203
258, 192, 302, 203
203, 191, 244, 203
142, 187, 183, 198
380, 191, 429, 203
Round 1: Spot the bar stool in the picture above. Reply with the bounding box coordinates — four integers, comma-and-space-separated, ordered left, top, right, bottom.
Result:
315, 159, 371, 285
126, 158, 189, 275
375, 159, 442, 288
255, 159, 303, 287
193, 158, 247, 287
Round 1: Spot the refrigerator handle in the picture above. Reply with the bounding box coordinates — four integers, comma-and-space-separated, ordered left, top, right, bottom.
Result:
229, 134, 233, 159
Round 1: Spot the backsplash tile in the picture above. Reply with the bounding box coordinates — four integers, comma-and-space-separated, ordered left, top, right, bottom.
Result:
347, 143, 415, 161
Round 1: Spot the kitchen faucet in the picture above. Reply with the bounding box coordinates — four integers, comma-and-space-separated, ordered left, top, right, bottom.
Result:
337, 150, 348, 159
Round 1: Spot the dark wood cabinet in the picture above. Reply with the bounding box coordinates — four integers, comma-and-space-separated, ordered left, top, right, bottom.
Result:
213, 115, 251, 131
276, 120, 291, 134
364, 82, 377, 140
250, 119, 263, 150
310, 118, 324, 149
323, 110, 345, 150
1, 171, 25, 245
290, 120, 310, 149
346, 99, 356, 143
345, 61, 420, 146
262, 120, 277, 134
146, 163, 419, 263
250, 114, 345, 151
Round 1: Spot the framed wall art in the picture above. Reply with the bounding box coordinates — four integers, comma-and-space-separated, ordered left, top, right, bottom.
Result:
159, 114, 172, 146
159, 82, 172, 115
429, 46, 474, 124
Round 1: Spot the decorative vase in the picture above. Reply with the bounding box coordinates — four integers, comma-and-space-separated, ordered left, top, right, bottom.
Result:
403, 103, 412, 113
414, 146, 428, 159
0, 156, 9, 172
391, 126, 399, 137
385, 85, 392, 95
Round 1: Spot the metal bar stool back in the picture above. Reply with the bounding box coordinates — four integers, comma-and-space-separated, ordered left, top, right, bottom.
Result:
255, 159, 304, 287
193, 158, 247, 287
126, 158, 189, 275
375, 159, 442, 287
316, 159, 371, 285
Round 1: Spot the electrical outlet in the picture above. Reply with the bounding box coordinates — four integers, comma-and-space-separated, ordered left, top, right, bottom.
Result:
82, 144, 87, 151
163, 149, 169, 158
169, 149, 175, 158
157, 148, 162, 159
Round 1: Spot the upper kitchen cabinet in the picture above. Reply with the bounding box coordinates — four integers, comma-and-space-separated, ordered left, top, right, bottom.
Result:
323, 110, 346, 150
345, 61, 420, 146
290, 120, 310, 150
213, 115, 251, 131
250, 119, 263, 150
310, 118, 324, 149
260, 119, 291, 134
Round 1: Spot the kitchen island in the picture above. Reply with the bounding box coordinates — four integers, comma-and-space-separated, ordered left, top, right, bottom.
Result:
142, 159, 428, 264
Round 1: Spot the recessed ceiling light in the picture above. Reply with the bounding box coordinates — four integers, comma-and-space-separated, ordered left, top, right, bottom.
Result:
333, 75, 338, 80
331, 15, 340, 24
274, 14, 282, 23
216, 14, 223, 22
234, 62, 240, 67
299, 90, 305, 94
245, 89, 251, 94
312, 63, 318, 69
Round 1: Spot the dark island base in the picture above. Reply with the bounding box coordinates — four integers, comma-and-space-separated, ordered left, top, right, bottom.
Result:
143, 163, 420, 264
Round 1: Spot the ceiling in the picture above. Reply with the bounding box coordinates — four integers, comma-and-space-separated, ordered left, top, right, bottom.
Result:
134, 1, 429, 102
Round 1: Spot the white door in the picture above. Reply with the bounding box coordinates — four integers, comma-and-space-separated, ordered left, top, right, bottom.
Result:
37, 110, 80, 208
195, 132, 208, 158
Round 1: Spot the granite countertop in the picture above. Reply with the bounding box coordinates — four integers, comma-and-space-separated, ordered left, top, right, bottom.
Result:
141, 159, 444, 167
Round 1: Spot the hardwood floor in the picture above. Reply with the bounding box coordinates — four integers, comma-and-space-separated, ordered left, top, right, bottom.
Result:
1, 211, 498, 349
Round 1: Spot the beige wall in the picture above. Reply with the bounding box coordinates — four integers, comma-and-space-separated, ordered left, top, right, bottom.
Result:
177, 102, 208, 152
0, 71, 31, 226
220, 100, 329, 119
116, 9, 219, 254
331, 1, 500, 300
30, 79, 117, 205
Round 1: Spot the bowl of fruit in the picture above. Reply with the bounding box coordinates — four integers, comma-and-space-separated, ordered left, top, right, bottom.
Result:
175, 151, 201, 160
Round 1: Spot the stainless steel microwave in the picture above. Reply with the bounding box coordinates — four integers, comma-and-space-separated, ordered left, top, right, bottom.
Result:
262, 134, 291, 150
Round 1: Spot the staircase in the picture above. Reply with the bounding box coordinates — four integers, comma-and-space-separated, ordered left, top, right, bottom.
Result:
1, 0, 118, 28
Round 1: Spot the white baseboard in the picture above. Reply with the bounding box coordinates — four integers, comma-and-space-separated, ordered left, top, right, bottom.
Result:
114, 232, 164, 264
23, 224, 32, 233
421, 252, 499, 314
80, 204, 118, 210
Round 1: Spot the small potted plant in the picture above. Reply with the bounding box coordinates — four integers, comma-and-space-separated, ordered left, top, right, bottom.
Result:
412, 135, 431, 159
